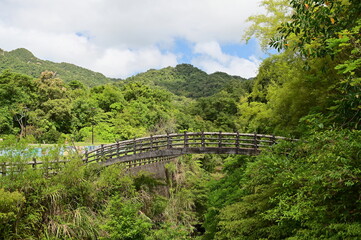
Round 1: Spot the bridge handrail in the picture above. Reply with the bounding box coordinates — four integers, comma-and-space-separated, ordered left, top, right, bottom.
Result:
1, 132, 294, 176
83, 132, 291, 164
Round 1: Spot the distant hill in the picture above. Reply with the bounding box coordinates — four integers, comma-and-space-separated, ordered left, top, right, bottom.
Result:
0, 48, 113, 86
124, 64, 248, 98
0, 48, 249, 93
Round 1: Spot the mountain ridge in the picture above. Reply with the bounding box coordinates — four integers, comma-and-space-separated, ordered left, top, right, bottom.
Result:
123, 63, 248, 98
0, 48, 112, 86
0, 48, 250, 97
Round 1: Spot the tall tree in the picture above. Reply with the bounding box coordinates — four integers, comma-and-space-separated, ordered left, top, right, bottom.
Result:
0, 70, 37, 136
243, 0, 292, 52
270, 0, 361, 128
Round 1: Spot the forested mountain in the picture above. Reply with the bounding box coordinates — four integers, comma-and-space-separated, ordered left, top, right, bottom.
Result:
124, 64, 249, 98
0, 49, 253, 143
0, 48, 248, 94
0, 48, 112, 86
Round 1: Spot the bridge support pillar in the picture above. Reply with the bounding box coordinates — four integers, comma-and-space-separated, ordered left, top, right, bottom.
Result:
126, 158, 175, 180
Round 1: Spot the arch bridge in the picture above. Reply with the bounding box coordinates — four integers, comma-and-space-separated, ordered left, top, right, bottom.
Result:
83, 132, 290, 168
0, 132, 293, 176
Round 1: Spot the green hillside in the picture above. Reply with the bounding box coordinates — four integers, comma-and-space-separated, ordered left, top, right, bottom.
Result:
0, 48, 249, 95
0, 48, 112, 86
124, 63, 249, 98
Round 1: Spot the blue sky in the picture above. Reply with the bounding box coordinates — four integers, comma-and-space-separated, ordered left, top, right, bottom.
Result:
172, 38, 265, 65
0, 0, 266, 79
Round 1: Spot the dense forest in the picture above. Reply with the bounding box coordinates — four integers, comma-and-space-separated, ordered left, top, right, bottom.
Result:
0, 0, 360, 239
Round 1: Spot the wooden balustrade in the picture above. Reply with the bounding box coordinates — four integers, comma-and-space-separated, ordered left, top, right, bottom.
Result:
0, 158, 69, 176
82, 132, 290, 166
0, 132, 292, 176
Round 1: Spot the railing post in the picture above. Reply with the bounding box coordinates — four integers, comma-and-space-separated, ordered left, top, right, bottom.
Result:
124, 142, 128, 155
116, 141, 120, 157
133, 138, 137, 154
218, 131, 222, 148
94, 149, 98, 162
84, 150, 88, 163
253, 133, 258, 151
167, 132, 172, 149
236, 132, 240, 154
184, 132, 188, 148
201, 131, 205, 148
98, 144, 104, 162
150, 135, 153, 150
271, 135, 276, 145
139, 139, 143, 153
32, 158, 37, 169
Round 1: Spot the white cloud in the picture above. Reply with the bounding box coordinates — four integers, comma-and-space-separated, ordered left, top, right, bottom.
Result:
194, 41, 229, 63
0, 23, 178, 77
0, 0, 265, 78
93, 47, 178, 78
0, 0, 263, 47
0, 23, 100, 67
192, 42, 261, 78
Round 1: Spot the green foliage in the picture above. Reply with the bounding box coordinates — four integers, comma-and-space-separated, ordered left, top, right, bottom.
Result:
100, 196, 152, 240
163, 155, 211, 238
124, 64, 248, 99
264, 0, 361, 130
243, 0, 292, 52
71, 96, 99, 132
193, 91, 239, 131
237, 50, 346, 135
0, 69, 37, 106
236, 98, 272, 133
326, 19, 361, 128
111, 83, 177, 138
271, 0, 361, 58
0, 70, 38, 136
91, 84, 126, 112
0, 189, 25, 237
204, 130, 361, 239
0, 107, 14, 134
203, 156, 250, 239
146, 223, 191, 240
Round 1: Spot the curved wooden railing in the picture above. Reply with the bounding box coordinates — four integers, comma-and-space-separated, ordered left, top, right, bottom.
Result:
83, 132, 290, 168
0, 132, 292, 176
